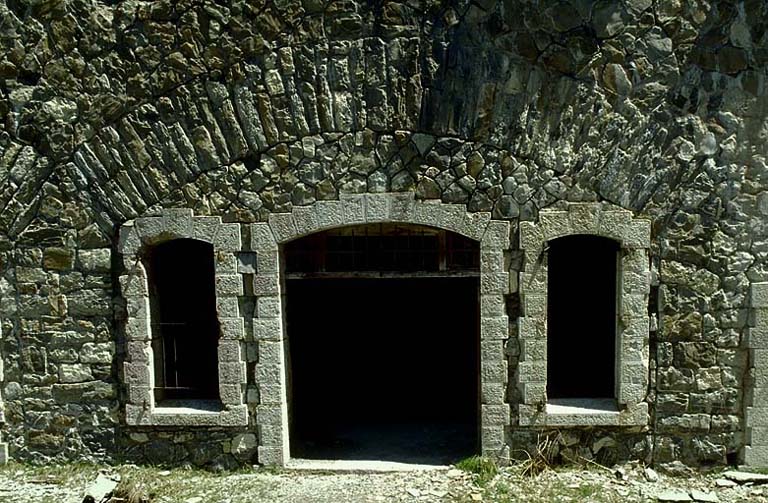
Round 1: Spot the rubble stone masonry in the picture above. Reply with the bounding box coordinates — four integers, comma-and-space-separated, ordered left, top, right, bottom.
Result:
0, 0, 767, 469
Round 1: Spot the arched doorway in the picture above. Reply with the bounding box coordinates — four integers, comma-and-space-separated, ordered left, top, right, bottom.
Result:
283, 223, 480, 463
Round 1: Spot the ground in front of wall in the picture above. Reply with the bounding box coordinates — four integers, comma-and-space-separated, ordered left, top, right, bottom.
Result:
1, 460, 767, 503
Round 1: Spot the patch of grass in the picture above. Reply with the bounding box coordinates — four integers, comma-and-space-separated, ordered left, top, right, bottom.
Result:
0, 461, 100, 486
114, 465, 216, 502
256, 464, 285, 476
113, 465, 274, 502
474, 475, 624, 503
2, 461, 274, 503
577, 482, 601, 498
737, 465, 768, 475
485, 479, 514, 502
112, 471, 155, 503
455, 455, 499, 485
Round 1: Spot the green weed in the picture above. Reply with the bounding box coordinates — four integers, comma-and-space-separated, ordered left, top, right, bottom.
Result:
455, 455, 499, 485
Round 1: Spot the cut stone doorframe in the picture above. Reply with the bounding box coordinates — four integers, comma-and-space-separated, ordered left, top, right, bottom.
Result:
745, 282, 768, 466
516, 202, 652, 426
0, 322, 6, 465
252, 193, 514, 466
117, 209, 249, 426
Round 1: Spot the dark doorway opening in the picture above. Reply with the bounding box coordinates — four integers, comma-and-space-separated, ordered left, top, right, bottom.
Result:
547, 235, 619, 399
145, 239, 220, 403
284, 225, 480, 464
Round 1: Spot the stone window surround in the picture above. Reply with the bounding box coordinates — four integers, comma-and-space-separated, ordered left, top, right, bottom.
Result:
118, 208, 248, 427
252, 193, 513, 466
0, 323, 6, 464
745, 282, 768, 466
516, 203, 651, 426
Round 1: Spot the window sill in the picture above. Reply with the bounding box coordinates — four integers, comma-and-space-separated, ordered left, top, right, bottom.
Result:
519, 399, 648, 427
153, 399, 223, 413
126, 403, 248, 427
547, 398, 618, 415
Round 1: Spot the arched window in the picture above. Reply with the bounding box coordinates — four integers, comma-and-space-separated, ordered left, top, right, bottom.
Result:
145, 239, 220, 402
517, 203, 650, 427
546, 235, 619, 399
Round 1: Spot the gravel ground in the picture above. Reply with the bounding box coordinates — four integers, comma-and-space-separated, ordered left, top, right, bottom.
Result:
2, 461, 768, 503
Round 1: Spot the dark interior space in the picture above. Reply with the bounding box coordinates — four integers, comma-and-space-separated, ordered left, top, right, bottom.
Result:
284, 223, 479, 274
145, 239, 220, 402
547, 235, 619, 399
286, 276, 479, 463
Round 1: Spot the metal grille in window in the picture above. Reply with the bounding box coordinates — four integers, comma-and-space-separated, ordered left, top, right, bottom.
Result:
446, 233, 480, 270
326, 229, 439, 272
285, 234, 324, 273
145, 239, 220, 402
285, 224, 479, 274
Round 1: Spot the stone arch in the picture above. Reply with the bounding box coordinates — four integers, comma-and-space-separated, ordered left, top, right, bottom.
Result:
516, 202, 651, 426
249, 193, 514, 465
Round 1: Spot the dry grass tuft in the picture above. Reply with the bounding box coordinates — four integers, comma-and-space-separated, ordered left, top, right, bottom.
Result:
111, 472, 154, 503
518, 433, 559, 477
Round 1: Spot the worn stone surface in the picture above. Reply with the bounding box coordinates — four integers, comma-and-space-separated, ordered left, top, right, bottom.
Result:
0, 0, 765, 469
723, 470, 768, 484
657, 489, 693, 502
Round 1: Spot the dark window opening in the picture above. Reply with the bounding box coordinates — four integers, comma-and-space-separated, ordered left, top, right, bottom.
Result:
284, 224, 480, 463
547, 235, 619, 400
145, 239, 220, 402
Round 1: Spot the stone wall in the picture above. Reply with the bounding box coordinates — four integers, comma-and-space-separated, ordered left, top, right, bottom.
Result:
0, 0, 767, 468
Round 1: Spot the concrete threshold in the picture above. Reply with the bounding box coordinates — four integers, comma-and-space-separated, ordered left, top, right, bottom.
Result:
285, 458, 451, 473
